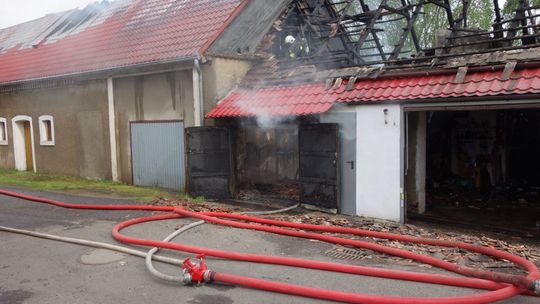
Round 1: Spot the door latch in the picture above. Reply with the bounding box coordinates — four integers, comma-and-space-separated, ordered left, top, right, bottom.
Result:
345, 160, 354, 170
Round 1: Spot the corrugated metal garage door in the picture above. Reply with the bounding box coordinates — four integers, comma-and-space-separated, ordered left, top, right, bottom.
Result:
130, 121, 185, 191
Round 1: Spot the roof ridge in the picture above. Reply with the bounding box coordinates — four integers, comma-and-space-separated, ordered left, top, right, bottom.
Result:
0, 0, 247, 83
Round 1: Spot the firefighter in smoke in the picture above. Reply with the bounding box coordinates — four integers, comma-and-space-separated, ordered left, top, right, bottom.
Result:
284, 34, 309, 59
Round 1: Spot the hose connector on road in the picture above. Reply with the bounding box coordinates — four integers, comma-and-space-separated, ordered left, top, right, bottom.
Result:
182, 254, 213, 285
533, 279, 540, 295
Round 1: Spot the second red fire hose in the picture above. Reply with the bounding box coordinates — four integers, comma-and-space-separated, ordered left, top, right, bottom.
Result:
1, 188, 539, 304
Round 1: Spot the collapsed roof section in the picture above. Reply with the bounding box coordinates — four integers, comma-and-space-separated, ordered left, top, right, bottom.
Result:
209, 0, 540, 118
261, 0, 540, 70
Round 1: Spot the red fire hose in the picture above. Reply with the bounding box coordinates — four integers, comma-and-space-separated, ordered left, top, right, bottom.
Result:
1, 188, 539, 303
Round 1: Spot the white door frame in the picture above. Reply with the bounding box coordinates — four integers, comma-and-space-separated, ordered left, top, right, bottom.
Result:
12, 115, 37, 172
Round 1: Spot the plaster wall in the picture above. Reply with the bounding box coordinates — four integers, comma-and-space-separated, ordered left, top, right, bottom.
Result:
113, 70, 194, 183
0, 80, 111, 179
202, 57, 251, 125
405, 112, 427, 214
355, 104, 403, 222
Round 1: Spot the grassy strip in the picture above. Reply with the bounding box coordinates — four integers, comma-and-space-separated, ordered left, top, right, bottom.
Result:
0, 169, 175, 202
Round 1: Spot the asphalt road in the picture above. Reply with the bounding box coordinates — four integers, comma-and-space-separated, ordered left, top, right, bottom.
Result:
0, 185, 537, 304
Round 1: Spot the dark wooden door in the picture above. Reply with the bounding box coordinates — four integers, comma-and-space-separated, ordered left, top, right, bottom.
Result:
299, 124, 339, 211
186, 127, 231, 199
24, 121, 33, 171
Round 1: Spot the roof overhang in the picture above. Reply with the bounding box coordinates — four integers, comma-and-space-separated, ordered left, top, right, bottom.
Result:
0, 57, 198, 88
207, 82, 336, 118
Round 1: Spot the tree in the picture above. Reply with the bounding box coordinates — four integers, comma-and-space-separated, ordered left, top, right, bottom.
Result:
502, 0, 540, 19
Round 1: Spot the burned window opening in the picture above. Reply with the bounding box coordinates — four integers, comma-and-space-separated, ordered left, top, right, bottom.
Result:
42, 1, 110, 42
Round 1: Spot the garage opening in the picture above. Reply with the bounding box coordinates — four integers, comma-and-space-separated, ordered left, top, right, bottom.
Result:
219, 118, 342, 212
198, 113, 357, 214
232, 119, 302, 206
406, 109, 540, 237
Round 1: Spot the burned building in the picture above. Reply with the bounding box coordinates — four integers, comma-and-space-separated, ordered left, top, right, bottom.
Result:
201, 0, 540, 235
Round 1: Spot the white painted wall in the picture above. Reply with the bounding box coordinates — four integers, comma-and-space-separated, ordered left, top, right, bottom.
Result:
107, 77, 119, 181
355, 104, 403, 222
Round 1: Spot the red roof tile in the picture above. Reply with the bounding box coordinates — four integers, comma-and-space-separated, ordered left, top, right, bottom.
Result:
336, 67, 540, 102
208, 66, 540, 118
207, 82, 334, 118
0, 0, 246, 83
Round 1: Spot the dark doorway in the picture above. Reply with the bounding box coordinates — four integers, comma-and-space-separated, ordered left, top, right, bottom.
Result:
186, 127, 232, 199
23, 121, 33, 171
412, 109, 540, 237
299, 123, 339, 211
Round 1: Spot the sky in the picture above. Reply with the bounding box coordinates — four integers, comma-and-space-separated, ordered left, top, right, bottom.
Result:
0, 0, 106, 29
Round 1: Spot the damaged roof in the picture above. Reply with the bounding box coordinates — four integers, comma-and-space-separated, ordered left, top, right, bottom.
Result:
208, 0, 540, 118
0, 0, 248, 84
208, 64, 540, 118
207, 0, 289, 56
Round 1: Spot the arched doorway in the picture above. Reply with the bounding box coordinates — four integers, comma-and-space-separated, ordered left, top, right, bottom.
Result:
12, 115, 36, 172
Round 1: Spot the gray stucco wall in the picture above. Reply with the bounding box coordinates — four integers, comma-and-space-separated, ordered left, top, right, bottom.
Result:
0, 59, 252, 184
0, 80, 111, 179
114, 70, 194, 184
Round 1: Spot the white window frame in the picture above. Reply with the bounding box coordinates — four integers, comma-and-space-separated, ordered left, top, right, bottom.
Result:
0, 117, 7, 145
38, 115, 55, 146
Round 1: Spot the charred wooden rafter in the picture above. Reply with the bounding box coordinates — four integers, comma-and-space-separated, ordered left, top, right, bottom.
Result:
389, 0, 424, 60
282, 0, 540, 69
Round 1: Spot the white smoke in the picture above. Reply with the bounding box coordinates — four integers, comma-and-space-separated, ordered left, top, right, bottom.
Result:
236, 89, 295, 129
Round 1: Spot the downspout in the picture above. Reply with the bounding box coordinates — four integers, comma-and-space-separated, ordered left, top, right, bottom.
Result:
192, 0, 251, 127
193, 59, 204, 127
107, 77, 119, 181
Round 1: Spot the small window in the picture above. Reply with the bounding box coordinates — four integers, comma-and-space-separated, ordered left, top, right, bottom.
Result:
0, 118, 7, 145
38, 115, 55, 146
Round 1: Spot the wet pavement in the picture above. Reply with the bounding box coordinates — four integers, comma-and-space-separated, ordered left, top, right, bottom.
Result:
0, 185, 538, 304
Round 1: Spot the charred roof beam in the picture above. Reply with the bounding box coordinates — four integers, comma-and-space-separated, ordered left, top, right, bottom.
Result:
349, 0, 388, 62
399, 0, 421, 55
427, 0, 455, 28
453, 0, 470, 28
505, 0, 531, 45
297, 0, 360, 65
327, 0, 362, 63
389, 0, 424, 60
